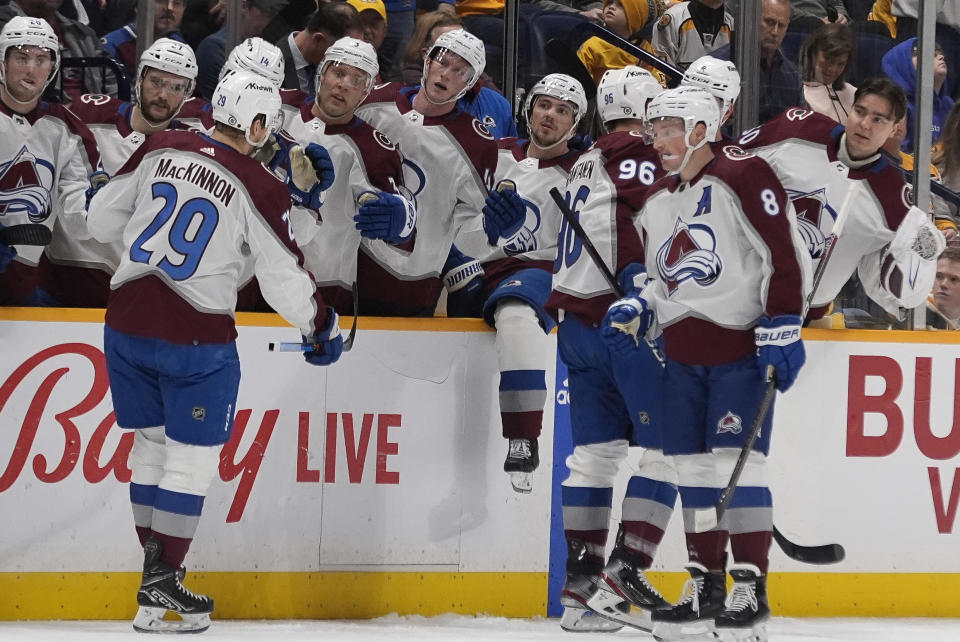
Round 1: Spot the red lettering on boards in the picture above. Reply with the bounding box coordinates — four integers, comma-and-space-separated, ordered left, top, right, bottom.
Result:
928, 467, 960, 534
297, 412, 401, 485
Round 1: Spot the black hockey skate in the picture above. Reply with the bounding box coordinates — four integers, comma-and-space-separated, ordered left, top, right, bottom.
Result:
133, 538, 214, 634
714, 564, 770, 642
559, 538, 623, 633
504, 438, 538, 494
650, 562, 726, 641
587, 544, 669, 632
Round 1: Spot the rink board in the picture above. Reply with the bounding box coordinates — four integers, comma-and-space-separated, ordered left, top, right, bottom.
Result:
1, 309, 959, 619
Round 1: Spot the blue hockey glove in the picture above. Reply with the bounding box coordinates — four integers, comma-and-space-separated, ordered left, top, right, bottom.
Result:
754, 315, 805, 391
482, 183, 526, 246
601, 294, 654, 353
617, 262, 648, 295
567, 133, 594, 152
304, 143, 335, 192
442, 244, 484, 317
303, 306, 343, 366
84, 170, 110, 211
353, 191, 416, 243
0, 221, 16, 273
286, 143, 334, 210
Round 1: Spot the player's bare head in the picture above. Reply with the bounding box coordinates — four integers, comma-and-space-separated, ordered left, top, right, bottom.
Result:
136, 38, 197, 126
220, 37, 284, 88
0, 17, 58, 107
212, 71, 281, 152
597, 65, 663, 133
647, 86, 718, 173
846, 77, 905, 160
935, 247, 960, 320
315, 36, 378, 122
682, 56, 740, 127
524, 74, 586, 152
421, 28, 484, 105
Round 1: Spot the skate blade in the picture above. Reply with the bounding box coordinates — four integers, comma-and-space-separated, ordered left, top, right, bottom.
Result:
509, 471, 533, 494
133, 606, 211, 634
715, 622, 767, 642
559, 605, 624, 633
585, 583, 655, 631
652, 619, 716, 641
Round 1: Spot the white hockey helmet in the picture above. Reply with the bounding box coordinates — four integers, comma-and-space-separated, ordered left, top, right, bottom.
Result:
135, 38, 197, 113
318, 36, 379, 94
597, 65, 663, 126
524, 74, 587, 127
220, 37, 284, 88
211, 70, 282, 149
0, 16, 60, 89
647, 86, 720, 143
681, 55, 740, 123
423, 28, 485, 102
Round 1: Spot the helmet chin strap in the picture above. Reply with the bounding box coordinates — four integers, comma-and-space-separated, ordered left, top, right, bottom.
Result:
675, 129, 706, 177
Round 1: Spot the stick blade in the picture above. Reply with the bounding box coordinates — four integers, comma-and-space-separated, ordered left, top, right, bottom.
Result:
773, 526, 846, 564
0, 223, 52, 246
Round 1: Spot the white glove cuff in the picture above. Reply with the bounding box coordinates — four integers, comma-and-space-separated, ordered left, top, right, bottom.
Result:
754, 323, 801, 347
443, 260, 483, 292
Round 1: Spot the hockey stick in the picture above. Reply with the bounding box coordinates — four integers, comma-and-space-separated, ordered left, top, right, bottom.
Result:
268, 281, 360, 353
570, 22, 684, 86
0, 223, 52, 246
689, 184, 861, 562
548, 186, 666, 367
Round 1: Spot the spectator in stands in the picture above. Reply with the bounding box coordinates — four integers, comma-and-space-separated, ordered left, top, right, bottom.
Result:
650, 0, 732, 70
790, 0, 849, 25
577, 0, 666, 85
276, 1, 362, 94
713, 0, 801, 122
0, 0, 117, 100
881, 37, 953, 151
379, 0, 454, 82
799, 22, 856, 124
102, 0, 187, 82
346, 0, 387, 59
932, 100, 960, 232
875, 1, 960, 100
401, 12, 517, 139
260, 0, 318, 43
195, 0, 287, 98
927, 247, 960, 329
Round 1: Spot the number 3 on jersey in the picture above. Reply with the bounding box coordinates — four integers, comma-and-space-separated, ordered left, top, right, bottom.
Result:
130, 182, 219, 281
554, 185, 588, 272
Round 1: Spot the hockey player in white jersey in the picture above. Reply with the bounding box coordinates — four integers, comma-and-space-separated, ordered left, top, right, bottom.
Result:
447, 73, 587, 494
0, 16, 99, 304
37, 38, 197, 307
602, 86, 809, 642
736, 76, 945, 322
681, 54, 740, 140
543, 66, 674, 634
280, 37, 416, 314
87, 71, 341, 633
355, 28, 499, 315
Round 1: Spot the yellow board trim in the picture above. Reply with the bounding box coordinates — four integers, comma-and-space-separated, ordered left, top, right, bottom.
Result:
3, 572, 960, 620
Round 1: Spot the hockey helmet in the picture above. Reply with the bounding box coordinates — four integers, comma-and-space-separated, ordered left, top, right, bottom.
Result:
597, 65, 663, 125
646, 85, 720, 146
136, 38, 197, 117
0, 16, 60, 89
524, 73, 588, 129
423, 28, 485, 102
220, 37, 284, 88
318, 36, 379, 94
211, 70, 281, 149
681, 55, 740, 122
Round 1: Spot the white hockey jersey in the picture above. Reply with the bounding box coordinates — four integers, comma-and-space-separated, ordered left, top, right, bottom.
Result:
87, 129, 328, 344
737, 108, 940, 317
637, 148, 810, 365
651, 1, 734, 70
355, 83, 498, 312
281, 94, 410, 314
0, 99, 98, 303
547, 129, 664, 326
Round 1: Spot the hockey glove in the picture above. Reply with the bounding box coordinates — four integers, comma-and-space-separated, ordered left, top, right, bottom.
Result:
482, 182, 526, 246
353, 191, 417, 243
85, 170, 110, 212
253, 132, 292, 171
303, 306, 343, 366
601, 294, 654, 353
754, 315, 805, 392
567, 133, 594, 152
0, 222, 16, 274
287, 143, 334, 210
442, 244, 484, 317
617, 262, 648, 295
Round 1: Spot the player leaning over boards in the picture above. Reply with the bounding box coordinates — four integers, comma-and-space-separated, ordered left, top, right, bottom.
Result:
0, 17, 99, 303
736, 77, 946, 323
86, 71, 342, 634
602, 87, 809, 642
544, 66, 672, 634
37, 38, 198, 308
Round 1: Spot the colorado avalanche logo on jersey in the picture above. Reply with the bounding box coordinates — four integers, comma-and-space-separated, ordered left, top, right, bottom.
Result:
0, 146, 54, 222
401, 158, 427, 198
656, 218, 722, 295
787, 186, 835, 259
716, 411, 743, 435
503, 198, 541, 256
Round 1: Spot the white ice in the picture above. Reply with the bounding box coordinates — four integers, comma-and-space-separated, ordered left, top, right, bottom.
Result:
1, 615, 959, 641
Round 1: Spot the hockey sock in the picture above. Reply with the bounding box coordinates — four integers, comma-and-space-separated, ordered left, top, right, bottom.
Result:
619, 475, 678, 566
129, 427, 166, 547
678, 484, 729, 571
562, 485, 614, 569
720, 450, 773, 573
494, 301, 549, 440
